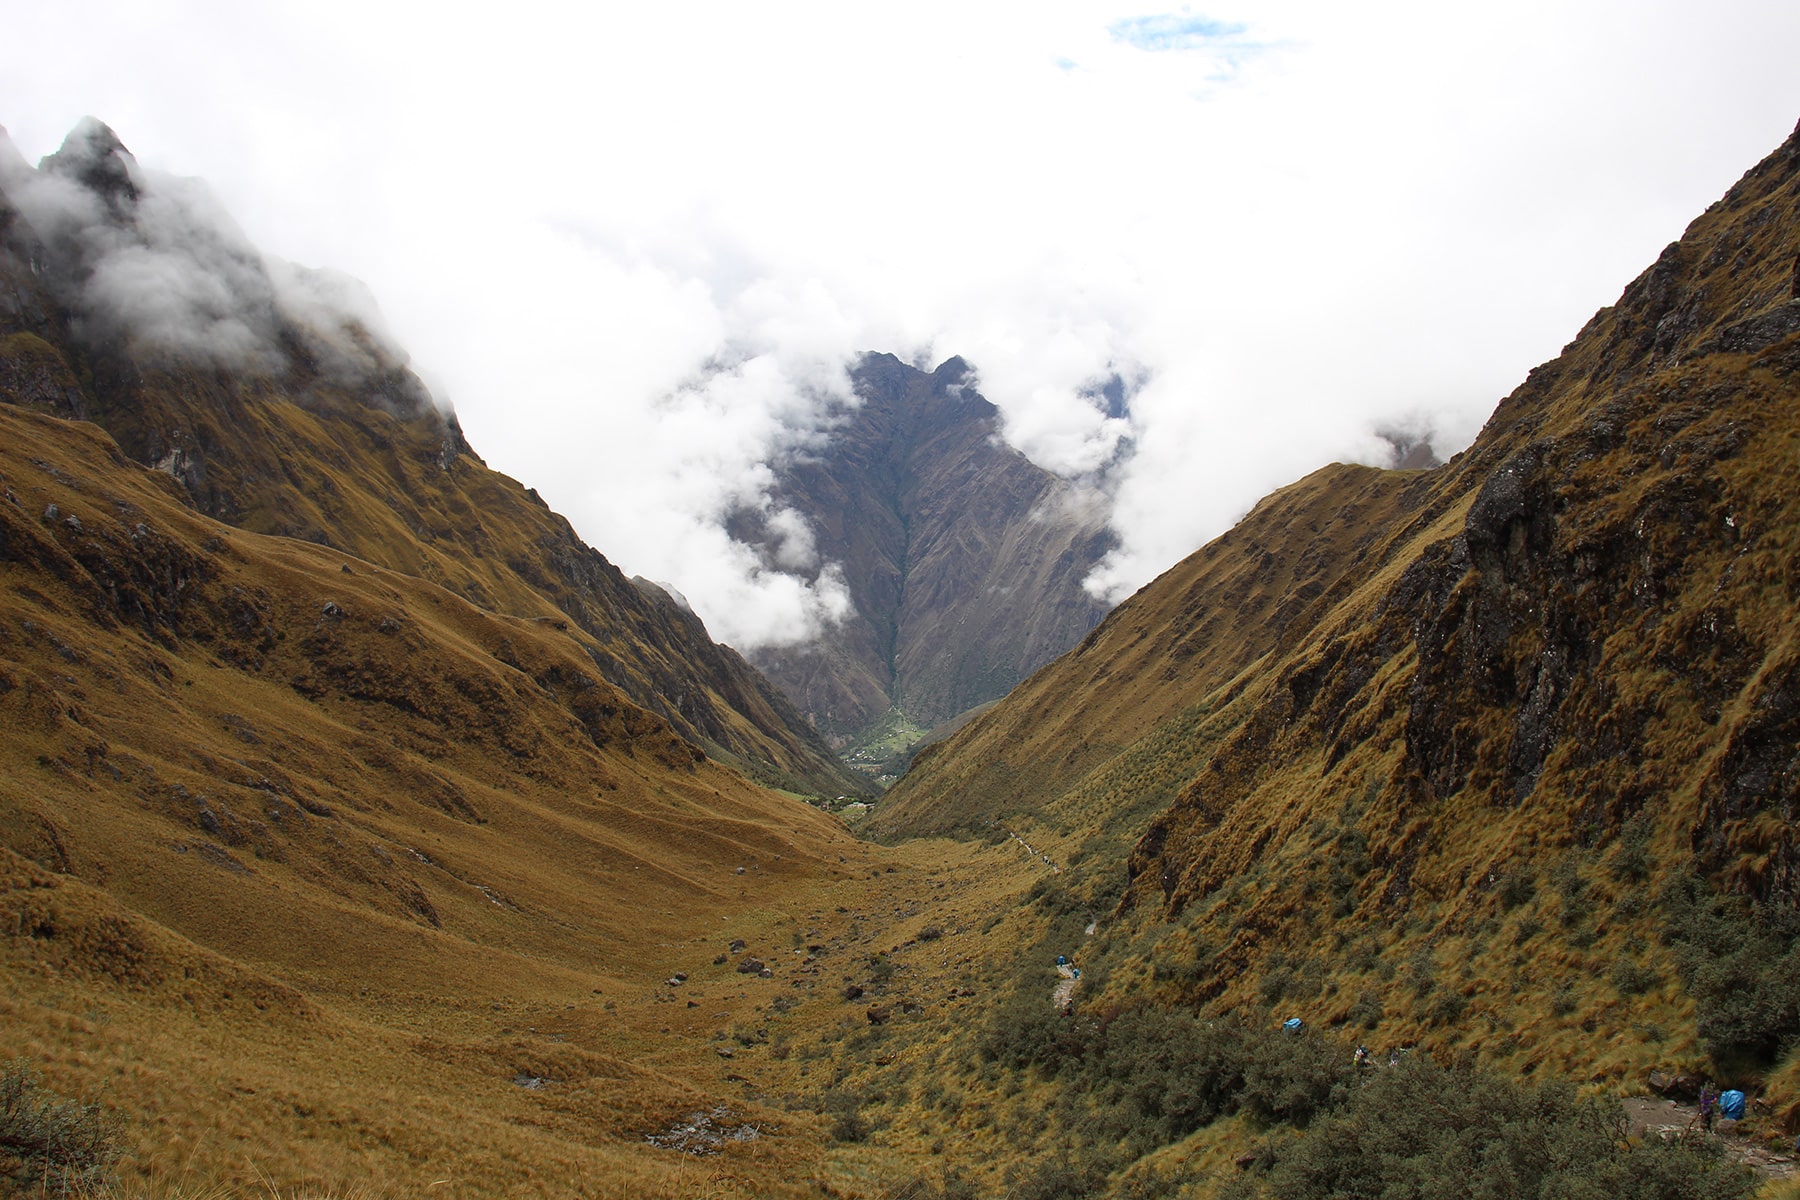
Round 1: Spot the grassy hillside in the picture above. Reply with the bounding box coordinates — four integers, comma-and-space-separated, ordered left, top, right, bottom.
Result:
0, 121, 863, 801
856, 119, 1800, 1192
5, 115, 1800, 1200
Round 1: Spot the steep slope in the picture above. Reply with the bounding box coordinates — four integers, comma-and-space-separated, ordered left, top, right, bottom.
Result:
0, 118, 861, 798
0, 398, 906, 1194
874, 118, 1800, 1102
743, 353, 1112, 766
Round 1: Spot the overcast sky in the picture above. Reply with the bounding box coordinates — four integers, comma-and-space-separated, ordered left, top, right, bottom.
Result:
6, 1, 1800, 650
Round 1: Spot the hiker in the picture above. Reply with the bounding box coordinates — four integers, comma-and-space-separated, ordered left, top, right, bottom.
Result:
1699, 1083, 1718, 1133
1354, 1045, 1369, 1068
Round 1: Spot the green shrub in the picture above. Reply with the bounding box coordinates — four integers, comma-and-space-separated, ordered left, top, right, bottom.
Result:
1259, 1056, 1756, 1200
0, 1059, 123, 1196
1612, 813, 1653, 882
1610, 957, 1661, 996
1235, 1027, 1356, 1127
1346, 990, 1383, 1030
1007, 1154, 1108, 1200
1497, 869, 1537, 911
1661, 875, 1800, 1063
1090, 1008, 1251, 1148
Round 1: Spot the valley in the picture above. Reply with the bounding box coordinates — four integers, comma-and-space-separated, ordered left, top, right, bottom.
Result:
2, 111, 1800, 1200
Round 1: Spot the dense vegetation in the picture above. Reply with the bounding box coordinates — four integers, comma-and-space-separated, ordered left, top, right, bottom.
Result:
1662, 875, 1800, 1066
980, 1002, 1758, 1199
1245, 1056, 1756, 1200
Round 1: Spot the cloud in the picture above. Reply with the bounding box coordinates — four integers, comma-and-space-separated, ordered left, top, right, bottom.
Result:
1108, 12, 1250, 51
4, 1, 1800, 651
2, 117, 413, 390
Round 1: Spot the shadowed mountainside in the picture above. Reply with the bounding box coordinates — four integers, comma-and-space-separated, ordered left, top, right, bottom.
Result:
0, 118, 862, 799
743, 354, 1113, 768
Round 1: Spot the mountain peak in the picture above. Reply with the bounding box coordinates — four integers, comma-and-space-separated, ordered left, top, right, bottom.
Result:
42, 116, 140, 208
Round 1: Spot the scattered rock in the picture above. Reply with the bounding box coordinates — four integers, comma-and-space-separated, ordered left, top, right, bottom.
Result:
866, 1005, 891, 1025
843, 984, 864, 1001
647, 1105, 760, 1156
728, 938, 746, 953
736, 957, 765, 975
1649, 1071, 1704, 1101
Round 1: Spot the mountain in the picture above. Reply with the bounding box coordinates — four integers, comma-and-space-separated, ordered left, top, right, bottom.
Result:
0, 119, 897, 1195
872, 116, 1800, 1124
5, 111, 1798, 1200
0, 118, 862, 800
740, 353, 1113, 772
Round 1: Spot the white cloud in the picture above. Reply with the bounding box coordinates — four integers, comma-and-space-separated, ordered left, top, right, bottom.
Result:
4, 0, 1799, 641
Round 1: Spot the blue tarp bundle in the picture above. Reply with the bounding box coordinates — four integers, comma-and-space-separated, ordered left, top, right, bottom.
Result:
1720, 1089, 1747, 1120
1282, 1018, 1303, 1033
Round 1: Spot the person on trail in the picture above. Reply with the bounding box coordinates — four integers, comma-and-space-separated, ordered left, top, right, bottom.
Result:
1699, 1083, 1718, 1133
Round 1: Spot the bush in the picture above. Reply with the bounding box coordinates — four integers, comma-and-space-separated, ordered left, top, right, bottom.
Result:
983, 998, 1358, 1153
0, 1059, 123, 1195
1612, 813, 1653, 882
1090, 1008, 1252, 1149
823, 1088, 868, 1143
1610, 957, 1661, 996
1260, 1056, 1757, 1200
1497, 869, 1537, 911
1346, 990, 1383, 1030
1661, 875, 1800, 1063
979, 998, 1099, 1077
1235, 1026, 1356, 1127
1007, 1155, 1108, 1200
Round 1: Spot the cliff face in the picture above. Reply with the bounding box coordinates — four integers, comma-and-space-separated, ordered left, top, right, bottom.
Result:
0, 119, 862, 798
874, 121, 1800, 1083
744, 354, 1113, 760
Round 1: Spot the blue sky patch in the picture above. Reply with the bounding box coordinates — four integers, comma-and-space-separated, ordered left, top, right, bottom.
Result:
1108, 11, 1249, 52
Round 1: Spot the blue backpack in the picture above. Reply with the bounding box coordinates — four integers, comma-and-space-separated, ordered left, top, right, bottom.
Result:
1720, 1089, 1747, 1120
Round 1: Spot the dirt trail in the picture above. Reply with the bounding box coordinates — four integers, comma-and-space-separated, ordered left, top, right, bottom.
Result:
1622, 1097, 1797, 1179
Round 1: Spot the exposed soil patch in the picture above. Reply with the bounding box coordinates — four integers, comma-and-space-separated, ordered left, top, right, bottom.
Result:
1622, 1096, 1797, 1178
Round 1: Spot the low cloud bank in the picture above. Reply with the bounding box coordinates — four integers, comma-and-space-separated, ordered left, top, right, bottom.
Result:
1, 118, 413, 392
